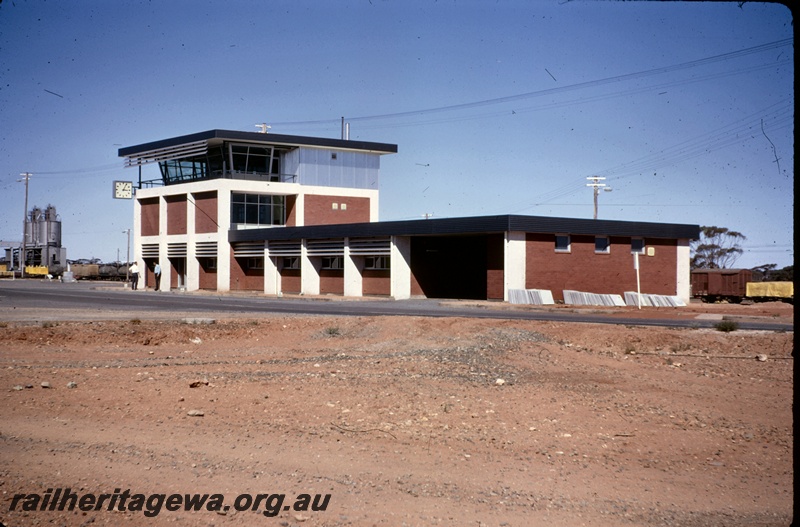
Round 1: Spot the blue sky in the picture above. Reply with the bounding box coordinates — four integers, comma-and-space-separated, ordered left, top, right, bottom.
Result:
0, 0, 793, 269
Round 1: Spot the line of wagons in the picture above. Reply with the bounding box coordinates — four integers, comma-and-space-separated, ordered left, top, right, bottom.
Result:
691, 269, 793, 304
67, 262, 131, 281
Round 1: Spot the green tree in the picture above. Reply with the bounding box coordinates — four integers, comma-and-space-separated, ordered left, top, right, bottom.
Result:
690, 226, 746, 269
751, 264, 793, 282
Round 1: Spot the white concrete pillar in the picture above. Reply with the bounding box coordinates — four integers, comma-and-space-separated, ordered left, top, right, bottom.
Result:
676, 238, 691, 304
343, 238, 363, 297
295, 195, 305, 227
186, 193, 199, 291
158, 196, 171, 291
132, 197, 142, 265
390, 236, 411, 300
504, 231, 526, 301
264, 243, 279, 295
216, 190, 231, 292
301, 239, 320, 295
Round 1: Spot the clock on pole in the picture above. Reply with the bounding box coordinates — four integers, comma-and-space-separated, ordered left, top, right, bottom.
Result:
113, 180, 133, 199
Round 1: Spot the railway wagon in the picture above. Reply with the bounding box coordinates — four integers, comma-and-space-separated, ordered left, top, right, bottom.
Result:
69, 263, 128, 281
691, 269, 751, 302
691, 269, 792, 303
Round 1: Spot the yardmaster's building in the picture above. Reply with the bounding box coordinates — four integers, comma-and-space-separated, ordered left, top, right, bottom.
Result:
118, 129, 699, 302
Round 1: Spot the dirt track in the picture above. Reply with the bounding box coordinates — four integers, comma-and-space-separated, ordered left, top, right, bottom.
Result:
0, 301, 793, 526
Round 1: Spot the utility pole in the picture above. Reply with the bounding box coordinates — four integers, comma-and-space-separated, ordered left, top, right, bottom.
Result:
586, 176, 611, 219
123, 229, 131, 283
18, 173, 32, 278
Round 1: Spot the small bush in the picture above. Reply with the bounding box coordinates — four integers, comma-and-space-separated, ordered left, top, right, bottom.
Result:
324, 326, 341, 337
130, 318, 142, 325
714, 320, 739, 333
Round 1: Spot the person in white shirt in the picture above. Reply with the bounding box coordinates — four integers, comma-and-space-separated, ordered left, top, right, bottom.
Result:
129, 262, 140, 290
153, 262, 162, 291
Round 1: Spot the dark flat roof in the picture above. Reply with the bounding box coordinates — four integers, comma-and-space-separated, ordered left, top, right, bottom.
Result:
119, 129, 398, 157
229, 214, 700, 243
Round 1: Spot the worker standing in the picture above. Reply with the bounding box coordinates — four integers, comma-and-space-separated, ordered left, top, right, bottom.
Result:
129, 261, 140, 291
154, 262, 162, 291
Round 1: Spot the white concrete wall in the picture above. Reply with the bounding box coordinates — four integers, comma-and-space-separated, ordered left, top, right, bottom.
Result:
676, 238, 691, 303
343, 238, 363, 297
504, 231, 526, 301
216, 189, 231, 292
263, 246, 279, 295
390, 236, 411, 300
300, 240, 320, 295
185, 193, 198, 291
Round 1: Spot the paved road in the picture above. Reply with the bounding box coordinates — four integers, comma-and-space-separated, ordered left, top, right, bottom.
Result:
0, 279, 793, 331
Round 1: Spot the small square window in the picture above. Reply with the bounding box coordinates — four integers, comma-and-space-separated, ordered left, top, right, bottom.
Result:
332, 203, 339, 210
555, 234, 571, 252
322, 256, 343, 270
364, 256, 390, 270
340, 203, 347, 210
631, 238, 645, 254
595, 236, 610, 254
331, 153, 338, 160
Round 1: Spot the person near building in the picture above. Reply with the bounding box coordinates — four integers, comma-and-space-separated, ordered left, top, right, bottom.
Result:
129, 261, 140, 291
153, 262, 162, 291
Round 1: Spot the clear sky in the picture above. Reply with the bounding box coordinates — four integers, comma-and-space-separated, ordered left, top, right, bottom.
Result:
0, 0, 793, 269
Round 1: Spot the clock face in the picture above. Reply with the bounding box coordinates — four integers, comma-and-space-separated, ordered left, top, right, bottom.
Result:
114, 181, 133, 199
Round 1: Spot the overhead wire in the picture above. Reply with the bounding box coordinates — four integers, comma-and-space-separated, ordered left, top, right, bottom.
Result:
268, 38, 791, 128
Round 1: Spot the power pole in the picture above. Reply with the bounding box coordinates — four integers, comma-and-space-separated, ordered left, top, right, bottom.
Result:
18, 173, 32, 278
586, 176, 610, 220
123, 229, 131, 283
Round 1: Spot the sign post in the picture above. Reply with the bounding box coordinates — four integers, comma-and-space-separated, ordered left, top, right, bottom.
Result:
634, 252, 642, 309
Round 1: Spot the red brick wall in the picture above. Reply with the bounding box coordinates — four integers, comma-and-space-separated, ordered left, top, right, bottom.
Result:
410, 271, 424, 297
168, 257, 185, 289
166, 195, 187, 235
229, 254, 263, 291
525, 233, 677, 301
140, 198, 159, 236
304, 195, 370, 226
486, 233, 504, 300
194, 192, 218, 234
320, 270, 344, 294
286, 195, 297, 227
363, 270, 391, 296
280, 270, 301, 293
198, 258, 217, 290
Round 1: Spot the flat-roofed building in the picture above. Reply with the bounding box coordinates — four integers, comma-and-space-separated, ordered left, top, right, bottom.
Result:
119, 129, 698, 302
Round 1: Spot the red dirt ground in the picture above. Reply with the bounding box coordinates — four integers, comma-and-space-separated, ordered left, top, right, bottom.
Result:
0, 301, 793, 526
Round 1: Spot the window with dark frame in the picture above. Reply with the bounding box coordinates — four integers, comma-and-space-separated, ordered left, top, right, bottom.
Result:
364, 256, 390, 270
631, 238, 646, 254
595, 236, 610, 254
321, 256, 343, 270
231, 193, 286, 226
282, 257, 300, 270
247, 257, 264, 270
555, 234, 571, 252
